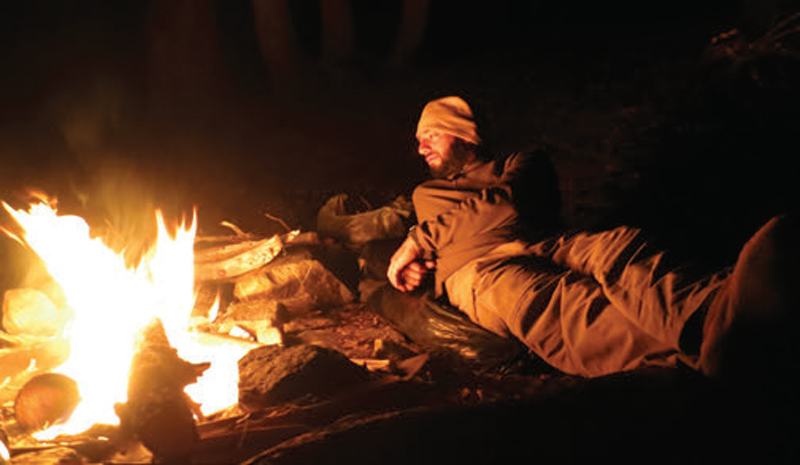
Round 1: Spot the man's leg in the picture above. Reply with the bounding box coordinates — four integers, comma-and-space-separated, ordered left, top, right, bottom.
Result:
701, 214, 800, 377
526, 215, 800, 377
445, 248, 678, 377
525, 226, 732, 361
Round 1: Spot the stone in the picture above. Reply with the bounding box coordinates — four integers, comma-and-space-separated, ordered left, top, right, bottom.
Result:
238, 344, 371, 411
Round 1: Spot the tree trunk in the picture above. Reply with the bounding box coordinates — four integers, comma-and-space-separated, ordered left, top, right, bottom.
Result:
391, 0, 429, 66
320, 0, 354, 67
252, 0, 302, 90
146, 0, 225, 115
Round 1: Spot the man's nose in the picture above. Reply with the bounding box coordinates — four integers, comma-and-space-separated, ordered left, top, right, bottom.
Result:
418, 143, 430, 155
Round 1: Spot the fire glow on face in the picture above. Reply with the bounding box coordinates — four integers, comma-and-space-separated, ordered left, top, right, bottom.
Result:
2, 198, 252, 439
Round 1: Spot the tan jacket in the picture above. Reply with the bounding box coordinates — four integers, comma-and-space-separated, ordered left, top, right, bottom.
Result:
409, 151, 560, 295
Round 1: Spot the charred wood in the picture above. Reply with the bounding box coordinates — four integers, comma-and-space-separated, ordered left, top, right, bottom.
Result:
114, 318, 209, 463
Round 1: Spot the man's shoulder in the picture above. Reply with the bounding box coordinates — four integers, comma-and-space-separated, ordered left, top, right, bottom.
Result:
502, 144, 554, 164
492, 146, 555, 177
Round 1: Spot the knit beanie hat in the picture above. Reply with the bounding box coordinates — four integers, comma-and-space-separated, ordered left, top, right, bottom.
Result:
416, 96, 482, 145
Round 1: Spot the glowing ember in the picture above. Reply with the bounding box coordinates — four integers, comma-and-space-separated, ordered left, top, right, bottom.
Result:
2, 198, 255, 438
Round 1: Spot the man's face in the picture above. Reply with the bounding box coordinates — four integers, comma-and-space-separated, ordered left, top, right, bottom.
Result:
417, 129, 471, 179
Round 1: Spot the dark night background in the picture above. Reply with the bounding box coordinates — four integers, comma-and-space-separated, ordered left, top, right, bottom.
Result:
0, 1, 794, 273
0, 1, 797, 330
0, 2, 793, 227
1, 1, 800, 463
0, 0, 773, 232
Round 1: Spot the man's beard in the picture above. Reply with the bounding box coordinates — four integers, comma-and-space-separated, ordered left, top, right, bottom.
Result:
430, 142, 472, 179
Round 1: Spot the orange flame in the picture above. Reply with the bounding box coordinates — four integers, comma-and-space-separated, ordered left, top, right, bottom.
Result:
2, 198, 255, 438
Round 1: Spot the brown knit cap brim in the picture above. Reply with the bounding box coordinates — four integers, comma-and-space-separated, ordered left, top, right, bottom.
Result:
416, 96, 481, 145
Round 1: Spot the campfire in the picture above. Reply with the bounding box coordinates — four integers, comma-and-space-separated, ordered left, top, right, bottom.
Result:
0, 190, 534, 464
0, 191, 423, 464
0, 194, 277, 460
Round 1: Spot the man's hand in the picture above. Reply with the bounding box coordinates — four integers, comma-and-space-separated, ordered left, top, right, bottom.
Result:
387, 236, 435, 292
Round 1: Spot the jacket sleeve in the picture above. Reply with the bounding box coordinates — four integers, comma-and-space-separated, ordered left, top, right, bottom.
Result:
412, 184, 518, 256
410, 151, 562, 256
409, 154, 532, 256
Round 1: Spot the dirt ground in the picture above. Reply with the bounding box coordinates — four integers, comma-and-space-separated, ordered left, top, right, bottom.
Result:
1, 2, 799, 464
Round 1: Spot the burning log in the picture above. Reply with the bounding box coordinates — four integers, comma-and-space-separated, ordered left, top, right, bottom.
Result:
114, 318, 209, 463
13, 373, 80, 434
